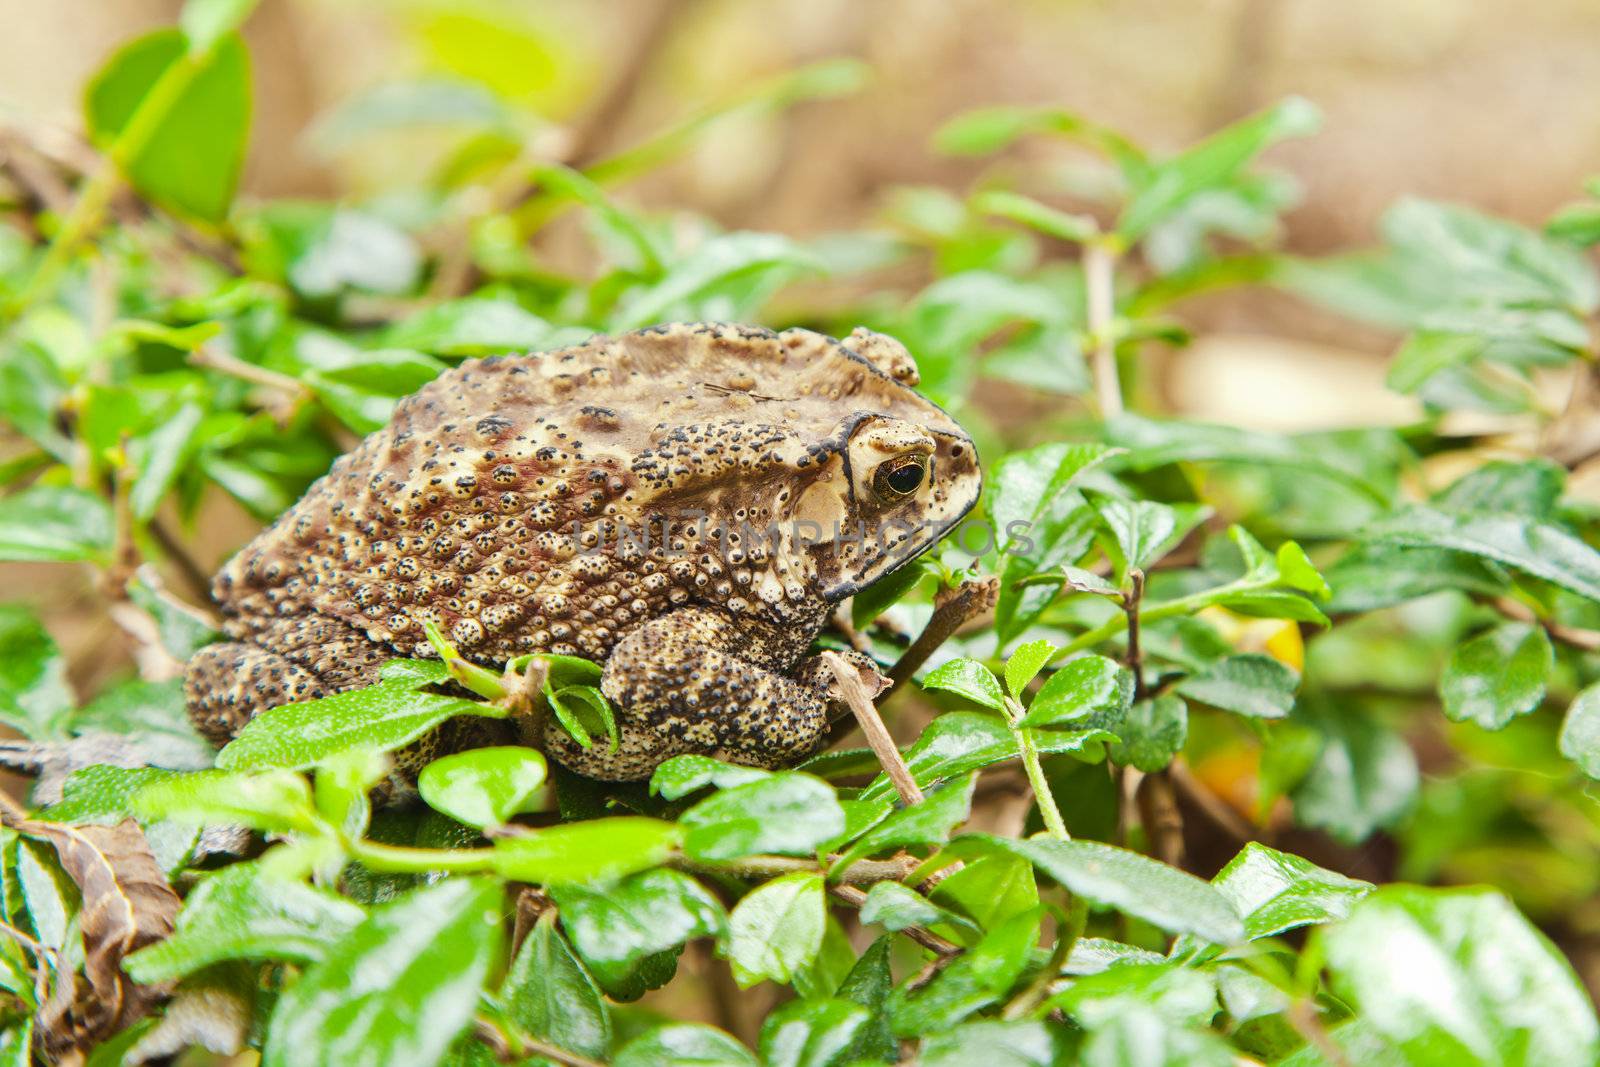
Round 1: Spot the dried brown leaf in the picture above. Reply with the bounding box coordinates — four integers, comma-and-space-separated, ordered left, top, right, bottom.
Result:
6, 817, 180, 1058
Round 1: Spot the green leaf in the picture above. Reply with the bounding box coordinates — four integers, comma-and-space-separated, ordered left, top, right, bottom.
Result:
85, 29, 250, 222
1004, 640, 1058, 697
1387, 330, 1487, 393
921, 1020, 1062, 1067
282, 208, 422, 298
1439, 622, 1552, 730
1105, 413, 1391, 502
649, 755, 771, 800
973, 190, 1097, 242
128, 401, 203, 520
1109, 694, 1188, 772
134, 769, 321, 834
888, 906, 1040, 1036
1080, 1007, 1236, 1067
217, 660, 500, 771
1215, 589, 1330, 627
1324, 886, 1599, 1067
1213, 842, 1372, 939
680, 773, 845, 861
417, 746, 547, 829
1435, 459, 1566, 518
956, 834, 1244, 943
726, 871, 825, 987
551, 868, 725, 995
498, 912, 611, 1061
43, 766, 179, 824
859, 712, 1116, 801
834, 773, 976, 875
758, 998, 869, 1067
1275, 541, 1331, 599
1324, 543, 1507, 613
858, 882, 982, 943
835, 938, 896, 1061
180, 0, 258, 53
1050, 961, 1217, 1029
0, 604, 73, 739
1559, 682, 1600, 778
920, 658, 1006, 711
614, 1024, 757, 1067
1291, 701, 1418, 844
492, 817, 679, 885
263, 877, 503, 1067
609, 232, 822, 331
1117, 96, 1320, 241
1018, 654, 1131, 728
381, 297, 553, 357
1362, 504, 1600, 604
1094, 496, 1209, 578
0, 485, 113, 563
305, 349, 447, 434
68, 676, 214, 769
930, 853, 1040, 934
124, 860, 364, 983
1175, 654, 1298, 719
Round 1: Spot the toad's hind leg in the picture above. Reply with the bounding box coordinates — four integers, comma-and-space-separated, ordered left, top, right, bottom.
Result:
545, 606, 871, 781
184, 641, 328, 748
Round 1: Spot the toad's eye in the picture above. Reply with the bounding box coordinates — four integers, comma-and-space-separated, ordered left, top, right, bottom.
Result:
874, 454, 928, 499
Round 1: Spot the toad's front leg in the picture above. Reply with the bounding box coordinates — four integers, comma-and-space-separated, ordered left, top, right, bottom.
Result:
544, 606, 873, 782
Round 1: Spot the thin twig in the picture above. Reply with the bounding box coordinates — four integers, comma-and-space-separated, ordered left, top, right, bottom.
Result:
1136, 769, 1185, 869
829, 884, 962, 957
676, 851, 920, 886
189, 344, 309, 398
1494, 596, 1600, 652
830, 605, 875, 654
1123, 568, 1146, 700
885, 575, 999, 694
823, 651, 923, 806
1084, 236, 1122, 419
1286, 999, 1354, 1067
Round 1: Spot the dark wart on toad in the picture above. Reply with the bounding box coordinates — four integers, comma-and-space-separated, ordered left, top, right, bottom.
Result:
184, 323, 982, 781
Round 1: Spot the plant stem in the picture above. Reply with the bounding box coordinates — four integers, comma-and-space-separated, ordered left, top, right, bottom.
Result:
1084, 234, 1122, 419
829, 884, 962, 957
348, 840, 498, 875
1051, 574, 1267, 658
1004, 697, 1070, 840
823, 650, 924, 806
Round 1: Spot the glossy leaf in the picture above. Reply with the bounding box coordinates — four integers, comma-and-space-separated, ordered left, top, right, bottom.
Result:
1109, 694, 1187, 772
124, 860, 364, 983
834, 773, 976, 874
1004, 639, 1058, 697
956, 834, 1244, 943
1018, 655, 1131, 728
1175, 654, 1299, 719
1362, 505, 1600, 604
0, 485, 113, 564
679, 773, 845, 861
758, 998, 869, 1067
491, 817, 679, 885
133, 769, 321, 834
922, 658, 1006, 711
1559, 682, 1600, 778
888, 906, 1040, 1036
498, 912, 610, 1061
262, 877, 503, 1067
1213, 842, 1372, 939
1291, 702, 1418, 845
0, 604, 73, 739
1324, 886, 1599, 1067
726, 871, 826, 988
417, 746, 547, 829
613, 1024, 757, 1067
85, 30, 250, 222
649, 754, 771, 800
921, 1020, 1062, 1067
551, 869, 725, 995
859, 712, 1116, 801
217, 660, 500, 771
1438, 622, 1552, 729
